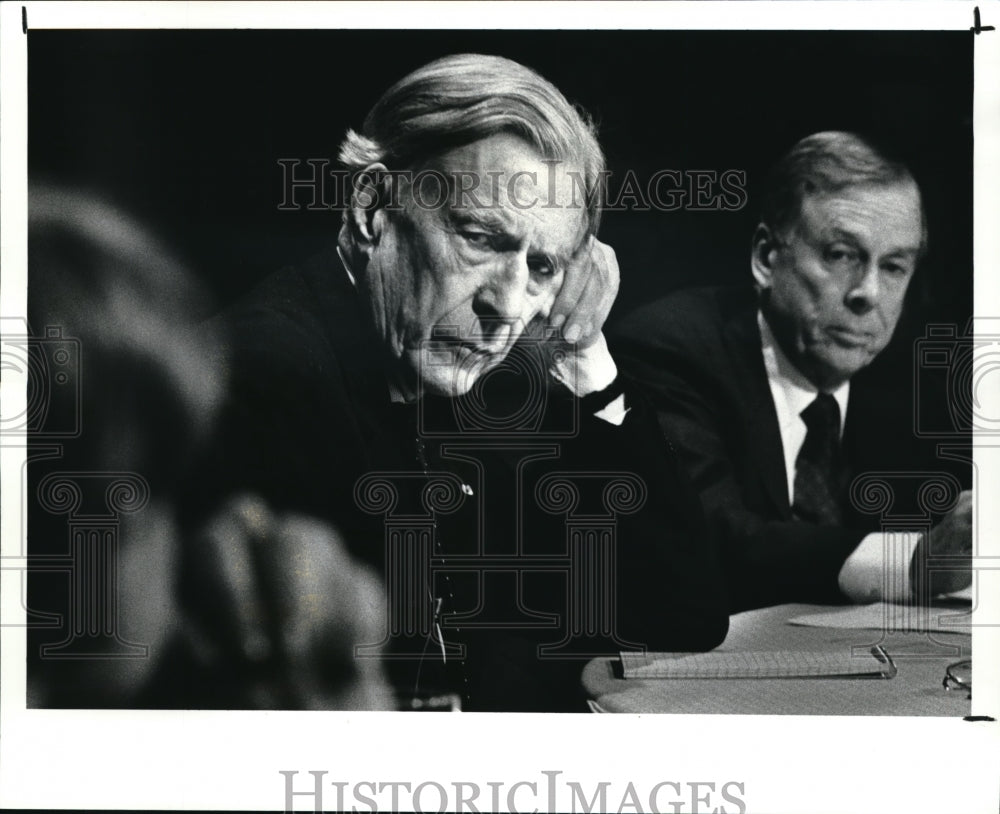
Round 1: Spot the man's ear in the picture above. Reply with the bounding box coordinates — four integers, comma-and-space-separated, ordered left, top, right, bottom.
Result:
345, 163, 392, 254
751, 223, 779, 290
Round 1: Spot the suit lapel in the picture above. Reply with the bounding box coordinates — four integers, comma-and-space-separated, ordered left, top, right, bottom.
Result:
298, 249, 399, 467
719, 291, 791, 517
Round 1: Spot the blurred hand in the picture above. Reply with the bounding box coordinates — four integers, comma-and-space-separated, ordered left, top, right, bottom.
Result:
910, 489, 973, 599
179, 494, 393, 709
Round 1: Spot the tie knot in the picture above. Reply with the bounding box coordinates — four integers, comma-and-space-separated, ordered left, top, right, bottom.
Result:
801, 392, 840, 434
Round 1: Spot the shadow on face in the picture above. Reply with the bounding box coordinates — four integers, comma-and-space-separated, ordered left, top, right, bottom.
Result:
350, 133, 588, 398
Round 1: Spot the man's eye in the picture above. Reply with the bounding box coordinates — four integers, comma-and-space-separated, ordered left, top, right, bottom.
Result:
528, 257, 556, 277
882, 262, 912, 278
824, 246, 859, 266
461, 231, 493, 248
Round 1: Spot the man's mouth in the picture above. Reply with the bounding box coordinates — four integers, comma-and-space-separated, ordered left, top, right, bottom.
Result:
434, 340, 500, 358
826, 326, 875, 348
425, 338, 500, 361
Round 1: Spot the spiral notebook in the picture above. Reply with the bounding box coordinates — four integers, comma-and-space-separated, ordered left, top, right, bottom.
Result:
620, 646, 896, 679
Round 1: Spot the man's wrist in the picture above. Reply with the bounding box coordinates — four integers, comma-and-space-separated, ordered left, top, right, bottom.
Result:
549, 332, 618, 397
838, 530, 923, 604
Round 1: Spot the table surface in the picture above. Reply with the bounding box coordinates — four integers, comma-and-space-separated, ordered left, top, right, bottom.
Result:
582, 603, 972, 715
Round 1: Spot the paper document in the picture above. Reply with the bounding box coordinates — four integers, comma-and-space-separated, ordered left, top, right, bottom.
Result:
620, 647, 895, 679
787, 603, 971, 633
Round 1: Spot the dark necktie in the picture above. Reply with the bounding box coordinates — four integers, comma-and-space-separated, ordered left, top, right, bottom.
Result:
792, 393, 847, 525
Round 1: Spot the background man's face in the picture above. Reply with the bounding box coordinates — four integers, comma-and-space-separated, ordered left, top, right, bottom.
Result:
762, 181, 923, 389
364, 132, 587, 397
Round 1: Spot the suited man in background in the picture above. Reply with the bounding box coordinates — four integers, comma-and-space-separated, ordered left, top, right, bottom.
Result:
611, 131, 972, 613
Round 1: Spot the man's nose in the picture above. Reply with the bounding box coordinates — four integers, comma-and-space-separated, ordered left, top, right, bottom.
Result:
471, 254, 529, 345
845, 262, 880, 315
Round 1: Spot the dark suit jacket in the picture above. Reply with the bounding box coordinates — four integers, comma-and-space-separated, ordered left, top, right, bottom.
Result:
609, 285, 966, 613
180, 249, 729, 711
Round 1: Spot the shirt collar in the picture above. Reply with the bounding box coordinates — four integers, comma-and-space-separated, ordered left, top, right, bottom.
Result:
758, 310, 849, 435
336, 245, 358, 289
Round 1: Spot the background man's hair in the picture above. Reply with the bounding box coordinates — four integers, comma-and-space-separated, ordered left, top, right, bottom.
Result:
338, 52, 606, 234
759, 130, 926, 253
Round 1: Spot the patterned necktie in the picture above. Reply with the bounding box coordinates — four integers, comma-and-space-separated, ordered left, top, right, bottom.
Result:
792, 392, 847, 525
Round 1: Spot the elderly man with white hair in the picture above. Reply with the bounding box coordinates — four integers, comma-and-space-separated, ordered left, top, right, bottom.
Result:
185, 53, 728, 711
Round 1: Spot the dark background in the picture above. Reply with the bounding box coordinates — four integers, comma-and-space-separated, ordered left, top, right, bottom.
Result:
26, 29, 975, 456
24, 29, 975, 707
29, 30, 973, 334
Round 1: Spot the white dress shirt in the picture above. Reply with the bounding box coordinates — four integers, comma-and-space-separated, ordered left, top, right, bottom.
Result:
758, 312, 920, 603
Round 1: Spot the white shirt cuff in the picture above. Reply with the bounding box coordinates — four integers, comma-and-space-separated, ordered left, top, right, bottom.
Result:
837, 530, 923, 604
549, 332, 617, 394
548, 334, 628, 426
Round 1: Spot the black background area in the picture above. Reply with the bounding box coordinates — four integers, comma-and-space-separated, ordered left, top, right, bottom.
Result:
28, 30, 973, 411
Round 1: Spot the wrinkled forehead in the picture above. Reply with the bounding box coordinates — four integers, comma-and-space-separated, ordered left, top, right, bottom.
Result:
795, 180, 924, 248
413, 134, 591, 250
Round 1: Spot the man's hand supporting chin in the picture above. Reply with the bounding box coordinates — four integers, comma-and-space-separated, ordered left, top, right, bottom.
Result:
544, 237, 628, 425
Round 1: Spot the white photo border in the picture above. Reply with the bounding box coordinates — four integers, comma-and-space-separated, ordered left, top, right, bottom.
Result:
2, 3, 998, 813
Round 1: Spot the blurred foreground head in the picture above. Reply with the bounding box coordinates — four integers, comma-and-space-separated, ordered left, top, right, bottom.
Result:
29, 184, 222, 484
28, 186, 391, 709
27, 185, 224, 705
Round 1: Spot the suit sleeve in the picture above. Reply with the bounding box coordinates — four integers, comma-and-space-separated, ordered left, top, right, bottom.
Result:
539, 385, 731, 651
611, 320, 864, 612
178, 291, 378, 567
